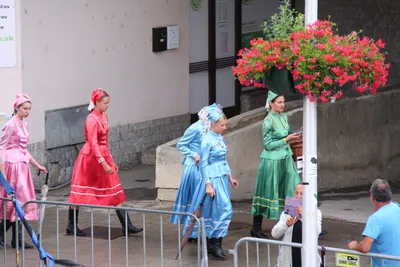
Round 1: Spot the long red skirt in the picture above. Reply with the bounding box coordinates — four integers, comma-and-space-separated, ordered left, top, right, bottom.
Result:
68, 153, 126, 206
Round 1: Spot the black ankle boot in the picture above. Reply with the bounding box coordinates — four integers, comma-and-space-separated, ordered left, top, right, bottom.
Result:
66, 207, 86, 236
214, 238, 226, 259
207, 238, 226, 260
11, 221, 34, 249
116, 210, 143, 234
250, 215, 269, 239
0, 220, 12, 247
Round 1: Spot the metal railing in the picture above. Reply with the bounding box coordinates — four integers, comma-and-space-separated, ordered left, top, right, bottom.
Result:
0, 199, 208, 267
0, 197, 18, 267
229, 237, 400, 267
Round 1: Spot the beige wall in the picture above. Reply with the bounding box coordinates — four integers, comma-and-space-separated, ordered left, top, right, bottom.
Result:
1, 0, 22, 117
20, 0, 189, 143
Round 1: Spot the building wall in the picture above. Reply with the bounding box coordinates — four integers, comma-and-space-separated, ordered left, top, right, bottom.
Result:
21, 0, 189, 143
1, 0, 22, 117
17, 0, 190, 187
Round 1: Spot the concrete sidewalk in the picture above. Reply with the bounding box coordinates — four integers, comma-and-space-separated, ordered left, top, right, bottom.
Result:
2, 167, 397, 266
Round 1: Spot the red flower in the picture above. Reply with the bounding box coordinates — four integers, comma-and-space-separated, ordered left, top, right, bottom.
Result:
255, 60, 264, 73
250, 38, 265, 46
303, 74, 313, 80
291, 70, 300, 80
324, 76, 333, 84
291, 46, 300, 55
254, 81, 264, 88
333, 91, 343, 99
331, 67, 342, 76
307, 95, 316, 102
320, 96, 329, 102
359, 60, 369, 68
376, 39, 386, 49
322, 54, 336, 65
321, 90, 331, 97
355, 86, 365, 93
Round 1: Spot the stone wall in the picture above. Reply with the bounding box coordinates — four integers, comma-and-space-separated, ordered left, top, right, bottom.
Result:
240, 89, 269, 113
29, 114, 190, 189
156, 89, 400, 201
305, 0, 400, 84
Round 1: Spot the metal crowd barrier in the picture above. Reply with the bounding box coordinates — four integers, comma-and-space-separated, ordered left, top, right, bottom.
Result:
0, 197, 18, 267
229, 237, 400, 267
0, 200, 209, 267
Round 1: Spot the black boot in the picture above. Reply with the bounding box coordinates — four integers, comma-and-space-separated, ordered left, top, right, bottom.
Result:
207, 238, 226, 260
250, 215, 269, 239
66, 207, 86, 236
11, 221, 34, 249
0, 220, 12, 247
116, 210, 143, 234
214, 238, 227, 259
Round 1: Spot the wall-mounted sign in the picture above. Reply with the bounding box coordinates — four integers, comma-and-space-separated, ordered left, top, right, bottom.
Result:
0, 0, 16, 67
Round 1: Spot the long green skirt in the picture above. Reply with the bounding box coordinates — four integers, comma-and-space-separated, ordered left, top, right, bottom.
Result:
252, 157, 301, 220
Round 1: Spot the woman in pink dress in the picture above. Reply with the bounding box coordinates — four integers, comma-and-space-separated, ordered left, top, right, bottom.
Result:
66, 88, 143, 236
0, 93, 47, 248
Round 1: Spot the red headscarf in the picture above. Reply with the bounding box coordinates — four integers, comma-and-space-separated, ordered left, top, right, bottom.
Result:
88, 88, 107, 111
13, 93, 31, 109
91, 88, 106, 104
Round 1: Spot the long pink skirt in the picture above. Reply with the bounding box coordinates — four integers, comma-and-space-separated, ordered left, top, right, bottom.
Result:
0, 162, 38, 222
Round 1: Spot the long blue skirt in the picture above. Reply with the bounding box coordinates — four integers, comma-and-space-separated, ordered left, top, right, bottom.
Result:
182, 175, 232, 239
170, 165, 201, 224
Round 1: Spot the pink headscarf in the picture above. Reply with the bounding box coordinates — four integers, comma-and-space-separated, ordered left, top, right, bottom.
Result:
13, 93, 31, 109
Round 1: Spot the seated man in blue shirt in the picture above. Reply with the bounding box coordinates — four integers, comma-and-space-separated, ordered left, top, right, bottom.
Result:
348, 179, 400, 266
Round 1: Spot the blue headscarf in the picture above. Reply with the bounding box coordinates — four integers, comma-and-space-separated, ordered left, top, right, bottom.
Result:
207, 103, 224, 123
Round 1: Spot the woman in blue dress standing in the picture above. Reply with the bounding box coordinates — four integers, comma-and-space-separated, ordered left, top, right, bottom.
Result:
183, 103, 239, 260
170, 106, 210, 236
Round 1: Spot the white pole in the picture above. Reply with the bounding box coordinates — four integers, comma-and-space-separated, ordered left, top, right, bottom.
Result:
302, 0, 319, 267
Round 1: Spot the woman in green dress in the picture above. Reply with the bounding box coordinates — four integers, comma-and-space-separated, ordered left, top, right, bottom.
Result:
250, 90, 302, 239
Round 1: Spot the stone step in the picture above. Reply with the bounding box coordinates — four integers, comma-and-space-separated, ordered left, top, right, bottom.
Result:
141, 147, 157, 166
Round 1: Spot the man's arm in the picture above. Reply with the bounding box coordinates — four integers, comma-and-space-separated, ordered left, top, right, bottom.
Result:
348, 236, 375, 253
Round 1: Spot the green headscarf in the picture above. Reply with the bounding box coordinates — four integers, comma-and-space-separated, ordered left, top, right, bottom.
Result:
267, 90, 279, 104
265, 90, 279, 111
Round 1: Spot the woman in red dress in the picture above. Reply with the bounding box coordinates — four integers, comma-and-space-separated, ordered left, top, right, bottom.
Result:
66, 88, 143, 236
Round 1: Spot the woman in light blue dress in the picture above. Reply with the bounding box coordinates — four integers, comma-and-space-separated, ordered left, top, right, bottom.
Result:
170, 106, 210, 232
183, 103, 238, 260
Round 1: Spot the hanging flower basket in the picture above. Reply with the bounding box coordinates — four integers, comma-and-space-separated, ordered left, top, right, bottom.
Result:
288, 21, 389, 102
232, 1, 390, 102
